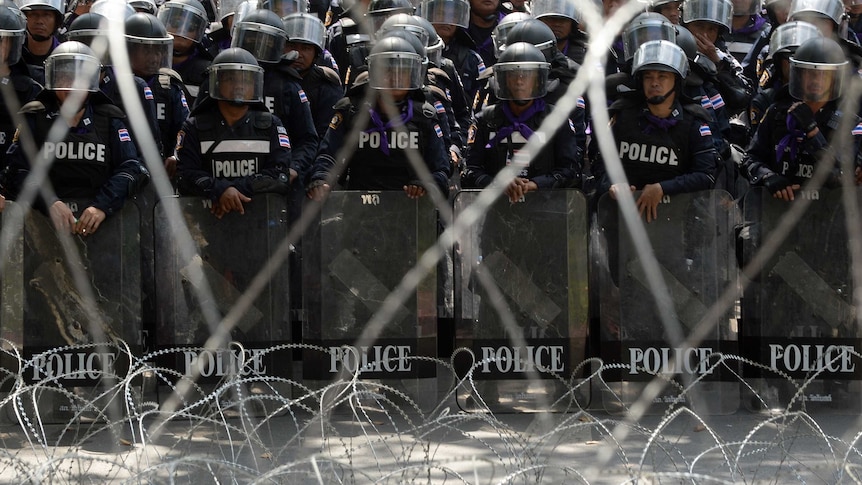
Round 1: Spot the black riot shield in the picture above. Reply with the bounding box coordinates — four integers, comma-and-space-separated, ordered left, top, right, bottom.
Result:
0, 200, 141, 424
596, 190, 740, 415
153, 194, 292, 416
452, 189, 589, 413
302, 191, 438, 413
740, 187, 862, 413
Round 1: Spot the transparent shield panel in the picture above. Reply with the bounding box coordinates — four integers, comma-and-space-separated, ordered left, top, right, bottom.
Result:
0, 201, 140, 424
741, 187, 861, 414
302, 191, 438, 413
453, 189, 590, 413
153, 194, 292, 416
597, 190, 740, 415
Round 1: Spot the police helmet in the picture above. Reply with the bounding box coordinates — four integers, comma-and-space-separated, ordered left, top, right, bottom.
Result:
125, 12, 172, 75
261, 0, 308, 17
493, 41, 550, 100
366, 0, 415, 34
421, 0, 469, 28
674, 24, 697, 59
789, 36, 847, 101
492, 12, 531, 57
208, 47, 265, 102
378, 12, 429, 44
732, 0, 761, 16
66, 12, 112, 63
230, 8, 286, 63
767, 20, 821, 60
17, 0, 63, 29
128, 0, 158, 14
44, 41, 102, 92
788, 0, 845, 26
623, 12, 677, 61
90, 0, 136, 22
282, 12, 325, 51
367, 34, 423, 90
504, 19, 557, 63
0, 5, 25, 66
632, 39, 689, 78
681, 0, 733, 33
377, 26, 428, 76
216, 0, 243, 21
413, 15, 443, 66
157, 0, 208, 42
531, 0, 580, 22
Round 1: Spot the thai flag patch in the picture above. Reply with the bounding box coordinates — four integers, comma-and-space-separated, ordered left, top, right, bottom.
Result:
853, 122, 862, 136
298, 90, 308, 103
180, 94, 188, 108
434, 101, 446, 113
699, 124, 712, 137
434, 124, 443, 138
701, 96, 712, 109
576, 96, 585, 109
144, 86, 154, 100
710, 93, 725, 109
279, 134, 291, 148
478, 61, 486, 73
569, 118, 576, 133
118, 128, 131, 142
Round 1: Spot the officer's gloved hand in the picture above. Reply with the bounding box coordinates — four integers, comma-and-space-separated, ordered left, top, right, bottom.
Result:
763, 173, 793, 194
788, 102, 818, 134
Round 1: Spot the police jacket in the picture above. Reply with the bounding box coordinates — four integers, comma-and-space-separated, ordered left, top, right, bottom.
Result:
593, 94, 718, 196
684, 75, 732, 159
262, 61, 320, 177
298, 64, 343, 137
173, 49, 212, 103
308, 92, 451, 196
326, 8, 370, 86
175, 101, 293, 201
742, 88, 862, 187
0, 62, 42, 168
462, 100, 581, 189
4, 93, 150, 215
100, 66, 163, 157
442, 28, 487, 101
144, 68, 191, 159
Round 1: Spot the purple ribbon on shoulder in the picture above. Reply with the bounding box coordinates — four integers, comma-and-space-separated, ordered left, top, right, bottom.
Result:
364, 99, 413, 155
485, 99, 545, 148
643, 112, 678, 134
734, 15, 767, 35
776, 113, 805, 162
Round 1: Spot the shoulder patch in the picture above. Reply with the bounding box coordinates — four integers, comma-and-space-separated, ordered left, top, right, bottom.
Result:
118, 128, 132, 142
467, 123, 476, 145
278, 133, 291, 148
329, 112, 343, 130
853, 121, 862, 136
298, 89, 308, 103
434, 124, 443, 138
175, 130, 185, 151
699, 124, 712, 137
143, 86, 154, 100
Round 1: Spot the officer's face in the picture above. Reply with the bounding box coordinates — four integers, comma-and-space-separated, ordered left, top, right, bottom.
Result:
686, 20, 719, 43
766, 0, 791, 24
433, 23, 456, 43
171, 35, 196, 56
25, 10, 56, 38
655, 2, 681, 24
129, 44, 168, 76
504, 68, 537, 100
801, 68, 834, 101
731, 0, 753, 15
539, 16, 572, 41
0, 37, 12, 66
642, 69, 675, 98
470, 0, 499, 18
218, 70, 255, 101
286, 41, 316, 71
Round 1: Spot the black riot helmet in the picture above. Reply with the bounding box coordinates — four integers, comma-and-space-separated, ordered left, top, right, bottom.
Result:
367, 34, 423, 90
157, 0, 208, 42
413, 15, 444, 67
493, 41, 550, 101
44, 41, 102, 92
66, 12, 112, 63
767, 20, 821, 60
208, 47, 265, 103
366, 0, 415, 34
230, 8, 287, 63
282, 12, 325, 51
681, 0, 733, 34
632, 40, 688, 103
491, 12, 531, 57
376, 27, 428, 76
504, 19, 557, 62
125, 12, 173, 76
421, 0, 470, 28
623, 12, 677, 61
789, 36, 847, 101
0, 4, 26, 66
378, 12, 429, 44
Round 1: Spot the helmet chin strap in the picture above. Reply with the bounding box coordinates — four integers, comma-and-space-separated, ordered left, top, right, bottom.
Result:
646, 86, 675, 105
28, 29, 52, 42
512, 99, 531, 106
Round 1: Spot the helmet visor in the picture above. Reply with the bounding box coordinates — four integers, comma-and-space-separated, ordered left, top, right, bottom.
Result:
232, 22, 286, 63
158, 3, 207, 41
682, 0, 732, 31
632, 39, 688, 77
0, 29, 25, 66
422, 0, 469, 27
789, 58, 847, 101
767, 20, 821, 59
368, 51, 422, 89
45, 53, 101, 91
788, 0, 844, 24
209, 63, 264, 102
531, 0, 579, 21
282, 13, 325, 50
623, 19, 676, 60
128, 37, 172, 75
493, 62, 549, 100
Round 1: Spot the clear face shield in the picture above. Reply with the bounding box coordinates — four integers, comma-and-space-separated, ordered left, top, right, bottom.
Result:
767, 20, 821, 60
45, 52, 102, 91
421, 0, 469, 27
231, 21, 286, 62
282, 13, 325, 50
682, 0, 732, 31
209, 62, 264, 102
217, 0, 244, 21
0, 29, 25, 65
368, 51, 423, 89
731, 0, 761, 16
632, 39, 689, 77
127, 35, 172, 75
493, 62, 550, 100
263, 0, 308, 16
158, 2, 207, 41
623, 18, 677, 61
789, 57, 847, 101
531, 0, 580, 21
491, 13, 531, 58
788, 0, 844, 24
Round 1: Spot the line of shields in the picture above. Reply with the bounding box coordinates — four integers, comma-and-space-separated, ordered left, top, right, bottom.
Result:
0, 187, 860, 423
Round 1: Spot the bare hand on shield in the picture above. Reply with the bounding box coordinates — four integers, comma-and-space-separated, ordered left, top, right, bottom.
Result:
636, 183, 664, 223
75, 206, 106, 236
213, 186, 251, 219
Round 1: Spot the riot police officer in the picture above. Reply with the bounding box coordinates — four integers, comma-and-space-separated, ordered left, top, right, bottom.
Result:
19, 0, 63, 69
462, 42, 580, 201
742, 37, 862, 200
306, 36, 451, 199
592, 40, 718, 221
424, 0, 486, 101
3, 41, 150, 235
650, 0, 683, 24
0, 5, 40, 175
175, 48, 293, 218
532, 0, 588, 65
158, 0, 212, 102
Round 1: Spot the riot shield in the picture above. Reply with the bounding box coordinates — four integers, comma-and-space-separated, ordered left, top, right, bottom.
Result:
153, 194, 292, 417
452, 189, 589, 413
302, 191, 438, 413
740, 187, 862, 414
596, 190, 740, 415
0, 200, 141, 424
